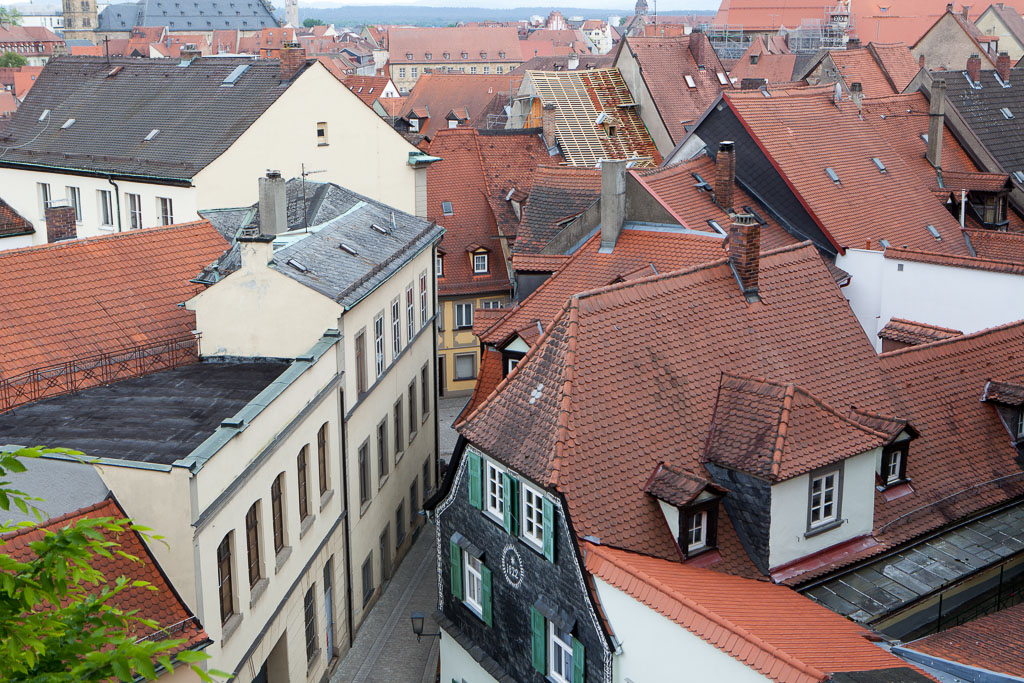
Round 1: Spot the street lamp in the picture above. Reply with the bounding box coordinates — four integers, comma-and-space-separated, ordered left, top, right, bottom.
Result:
410, 611, 441, 642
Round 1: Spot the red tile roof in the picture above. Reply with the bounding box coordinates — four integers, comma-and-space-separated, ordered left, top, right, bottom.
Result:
342, 75, 392, 105
870, 42, 922, 92
904, 601, 1024, 677
388, 26, 522, 63
966, 228, 1024, 263
585, 543, 926, 683
0, 66, 43, 100
0, 195, 33, 238
884, 246, 1024, 275
878, 318, 962, 345
2, 497, 208, 656
827, 46, 906, 95
621, 34, 732, 143
726, 86, 972, 253
511, 253, 570, 271
401, 73, 519, 139
0, 221, 228, 379
730, 52, 800, 84
461, 242, 900, 562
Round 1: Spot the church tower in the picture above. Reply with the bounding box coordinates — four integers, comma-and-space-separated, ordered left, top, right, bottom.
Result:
635, 0, 649, 16
63, 0, 99, 40
285, 0, 298, 27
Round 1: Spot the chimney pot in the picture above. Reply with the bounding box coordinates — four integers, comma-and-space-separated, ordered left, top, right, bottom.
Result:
280, 41, 306, 82
600, 159, 628, 251
259, 170, 288, 236
729, 213, 760, 302
967, 53, 982, 83
568, 49, 579, 70
927, 75, 946, 169
997, 51, 1011, 82
946, 2, 953, 11
542, 102, 558, 148
715, 141, 737, 213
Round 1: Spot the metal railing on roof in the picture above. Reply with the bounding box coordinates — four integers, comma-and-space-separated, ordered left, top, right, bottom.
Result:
0, 334, 200, 414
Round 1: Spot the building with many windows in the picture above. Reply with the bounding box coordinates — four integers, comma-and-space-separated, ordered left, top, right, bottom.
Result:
387, 27, 523, 92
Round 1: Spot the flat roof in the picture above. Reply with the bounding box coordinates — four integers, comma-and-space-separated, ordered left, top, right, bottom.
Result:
0, 360, 289, 467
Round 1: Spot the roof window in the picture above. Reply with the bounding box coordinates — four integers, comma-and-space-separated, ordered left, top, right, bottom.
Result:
1002, 107, 1015, 119
38, 109, 49, 122
339, 243, 358, 256
692, 173, 712, 191
595, 111, 607, 125
286, 258, 308, 273
1013, 171, 1024, 184
880, 238, 891, 248
872, 157, 886, 173
443, 52, 450, 59
499, 51, 506, 58
60, 118, 75, 129
825, 167, 840, 184
481, 51, 487, 58
760, 87, 771, 97
707, 219, 726, 235
222, 64, 248, 85
717, 72, 728, 85
684, 74, 696, 88
926, 224, 942, 240
442, 201, 453, 216
461, 52, 468, 59
425, 52, 431, 59
920, 133, 929, 143
144, 129, 160, 141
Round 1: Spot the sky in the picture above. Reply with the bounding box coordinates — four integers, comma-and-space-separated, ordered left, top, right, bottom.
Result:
297, 0, 718, 11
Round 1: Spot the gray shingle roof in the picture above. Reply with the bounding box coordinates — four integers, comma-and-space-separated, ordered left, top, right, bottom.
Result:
0, 56, 304, 180
97, 0, 279, 32
198, 180, 445, 309
945, 66, 1024, 175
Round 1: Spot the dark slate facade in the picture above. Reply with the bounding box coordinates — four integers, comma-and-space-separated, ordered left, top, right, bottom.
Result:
433, 444, 611, 683
688, 104, 838, 255
704, 462, 772, 574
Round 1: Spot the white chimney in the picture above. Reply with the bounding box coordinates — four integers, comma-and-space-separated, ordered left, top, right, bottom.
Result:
258, 170, 287, 235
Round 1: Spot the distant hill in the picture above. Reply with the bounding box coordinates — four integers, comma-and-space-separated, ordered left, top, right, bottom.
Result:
295, 5, 716, 27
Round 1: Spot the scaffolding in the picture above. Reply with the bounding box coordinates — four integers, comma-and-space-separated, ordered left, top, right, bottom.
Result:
784, 3, 854, 53
703, 24, 754, 61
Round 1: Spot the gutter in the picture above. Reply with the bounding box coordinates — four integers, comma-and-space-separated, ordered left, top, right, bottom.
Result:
107, 175, 123, 232
0, 158, 193, 187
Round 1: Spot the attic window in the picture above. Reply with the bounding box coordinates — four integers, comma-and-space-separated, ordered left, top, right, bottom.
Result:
60, 118, 75, 129
920, 133, 929, 143
872, 157, 887, 173
481, 51, 487, 59
684, 74, 696, 88
222, 64, 248, 85
499, 51, 506, 58
144, 129, 160, 141
881, 443, 909, 486
926, 224, 942, 240
406, 52, 412, 59
339, 243, 358, 255
760, 88, 771, 98
425, 52, 431, 59
441, 201, 453, 216
825, 167, 840, 184
1002, 107, 1015, 119
461, 52, 468, 59
717, 72, 728, 85
443, 52, 450, 59
1013, 171, 1024, 184
750, 54, 759, 64
692, 173, 712, 192
287, 258, 308, 273
880, 238, 891, 248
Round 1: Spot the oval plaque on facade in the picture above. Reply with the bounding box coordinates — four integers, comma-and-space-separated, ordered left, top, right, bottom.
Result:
501, 542, 524, 589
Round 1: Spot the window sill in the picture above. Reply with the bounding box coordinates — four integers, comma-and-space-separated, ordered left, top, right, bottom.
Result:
805, 518, 844, 538
97, 224, 115, 231
249, 577, 269, 608
409, 430, 418, 443
275, 546, 293, 574
299, 514, 316, 539
320, 488, 334, 511
395, 449, 405, 464
359, 499, 372, 518
378, 473, 390, 490
221, 612, 243, 643
317, 143, 329, 147
306, 648, 322, 675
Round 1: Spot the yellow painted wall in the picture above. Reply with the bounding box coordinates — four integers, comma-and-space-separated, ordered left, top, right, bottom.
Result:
437, 293, 510, 395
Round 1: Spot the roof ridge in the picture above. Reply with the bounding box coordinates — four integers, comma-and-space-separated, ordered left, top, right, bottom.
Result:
885, 245, 1024, 270
771, 383, 796, 479
880, 318, 1024, 359
0, 220, 213, 260
886, 317, 964, 335
585, 543, 828, 682
549, 297, 579, 488
1, 495, 116, 542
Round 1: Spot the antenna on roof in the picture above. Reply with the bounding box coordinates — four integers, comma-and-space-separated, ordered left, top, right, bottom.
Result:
300, 162, 326, 231
391, 211, 397, 233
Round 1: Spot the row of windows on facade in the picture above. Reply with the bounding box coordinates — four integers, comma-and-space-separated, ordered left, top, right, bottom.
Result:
451, 451, 584, 683
38, 182, 174, 228
356, 364, 431, 506
354, 272, 430, 394
397, 63, 516, 79
405, 50, 509, 60
434, 251, 490, 277
3, 43, 49, 53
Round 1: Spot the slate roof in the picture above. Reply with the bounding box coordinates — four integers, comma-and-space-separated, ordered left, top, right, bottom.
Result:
902, 599, 1024, 677
0, 195, 32, 238
621, 34, 732, 142
460, 242, 900, 562
0, 56, 309, 180
426, 127, 557, 297
97, 0, 279, 32
705, 374, 900, 482
0, 221, 228, 379
514, 166, 602, 254
401, 73, 521, 140
723, 86, 972, 254
585, 543, 929, 683
0, 359, 289, 465
877, 318, 962, 346
944, 66, 1024, 175
2, 497, 209, 656
1, 456, 109, 524
198, 181, 445, 309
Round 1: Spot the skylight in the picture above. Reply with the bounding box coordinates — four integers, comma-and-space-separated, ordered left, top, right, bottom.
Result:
825, 167, 840, 184
286, 258, 308, 273
1013, 171, 1024, 184
717, 72, 728, 85
707, 219, 726, 235
144, 129, 160, 141
595, 111, 607, 125
872, 157, 886, 173
339, 243, 358, 256
880, 239, 891, 248
38, 109, 49, 122
760, 88, 771, 98
920, 133, 928, 143
441, 201, 453, 216
61, 118, 75, 129
684, 74, 696, 88
1002, 107, 1015, 119
926, 224, 941, 240
692, 173, 712, 192
221, 64, 248, 85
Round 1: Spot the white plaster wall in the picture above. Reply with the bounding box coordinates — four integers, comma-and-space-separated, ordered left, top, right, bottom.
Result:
0, 166, 199, 246
194, 62, 420, 215
768, 449, 878, 569
835, 248, 885, 350
0, 233, 35, 251
592, 576, 769, 683
657, 499, 680, 541
440, 629, 500, 683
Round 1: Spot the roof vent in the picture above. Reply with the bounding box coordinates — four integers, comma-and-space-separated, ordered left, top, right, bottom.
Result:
60, 118, 75, 129
880, 238, 891, 248
287, 258, 308, 273
371, 222, 390, 235
144, 129, 160, 141
38, 109, 49, 122
339, 243, 358, 255
691, 172, 712, 192
825, 167, 840, 184
706, 219, 726, 235
222, 63, 249, 85
106, 65, 123, 78
871, 157, 886, 173
926, 224, 941, 240
1001, 107, 1014, 119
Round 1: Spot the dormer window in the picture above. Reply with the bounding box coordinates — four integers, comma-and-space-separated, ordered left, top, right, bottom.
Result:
406, 52, 413, 60
443, 51, 450, 59
425, 52, 432, 59
808, 466, 841, 531
461, 51, 468, 59
436, 254, 444, 277
473, 252, 489, 273
1017, 410, 1024, 439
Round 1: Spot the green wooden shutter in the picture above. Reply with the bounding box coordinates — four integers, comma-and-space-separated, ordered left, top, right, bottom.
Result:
502, 473, 519, 535
530, 607, 546, 674
572, 637, 585, 683
449, 538, 463, 600
467, 451, 482, 509
542, 497, 555, 562
481, 563, 493, 627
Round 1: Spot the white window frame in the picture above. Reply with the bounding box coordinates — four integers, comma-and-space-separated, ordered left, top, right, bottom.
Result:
686, 510, 707, 553
1017, 411, 1024, 439
885, 450, 903, 485
97, 189, 113, 226
549, 622, 574, 683
473, 252, 488, 274
419, 272, 428, 326
463, 552, 483, 615
38, 182, 51, 215
436, 255, 444, 277
158, 196, 173, 225
374, 313, 385, 377
406, 285, 415, 342
809, 470, 839, 528
455, 302, 473, 329
448, 119, 458, 129
482, 300, 502, 309
66, 186, 82, 223
391, 298, 401, 360
485, 460, 504, 520
521, 482, 545, 549
128, 193, 142, 229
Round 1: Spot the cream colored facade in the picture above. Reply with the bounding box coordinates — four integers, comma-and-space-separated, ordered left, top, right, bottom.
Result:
911, 12, 999, 71
0, 60, 424, 249
437, 293, 510, 396
390, 61, 521, 93
976, 6, 1024, 60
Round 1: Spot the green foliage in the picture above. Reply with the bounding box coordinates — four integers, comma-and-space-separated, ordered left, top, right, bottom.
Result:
0, 7, 22, 25
0, 51, 28, 68
302, 17, 325, 27
0, 447, 230, 682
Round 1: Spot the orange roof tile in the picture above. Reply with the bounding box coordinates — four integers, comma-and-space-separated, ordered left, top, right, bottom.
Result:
904, 601, 1024, 677
965, 228, 1024, 263
401, 73, 519, 139
388, 26, 521, 63
585, 543, 929, 682
342, 75, 393, 105
878, 318, 962, 345
0, 221, 228, 379
2, 497, 208, 655
828, 47, 903, 95
0, 195, 32, 238
884, 246, 1024, 275
731, 52, 800, 84
869, 42, 922, 92
511, 253, 570, 271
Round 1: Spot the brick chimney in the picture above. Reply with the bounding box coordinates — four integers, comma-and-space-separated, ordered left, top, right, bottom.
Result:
997, 51, 1011, 82
689, 30, 707, 68
850, 81, 864, 112
45, 204, 76, 242
729, 214, 760, 302
600, 159, 628, 251
258, 170, 287, 235
715, 141, 736, 213
927, 75, 946, 169
945, 2, 953, 11
967, 53, 982, 83
542, 103, 558, 148
280, 41, 307, 82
